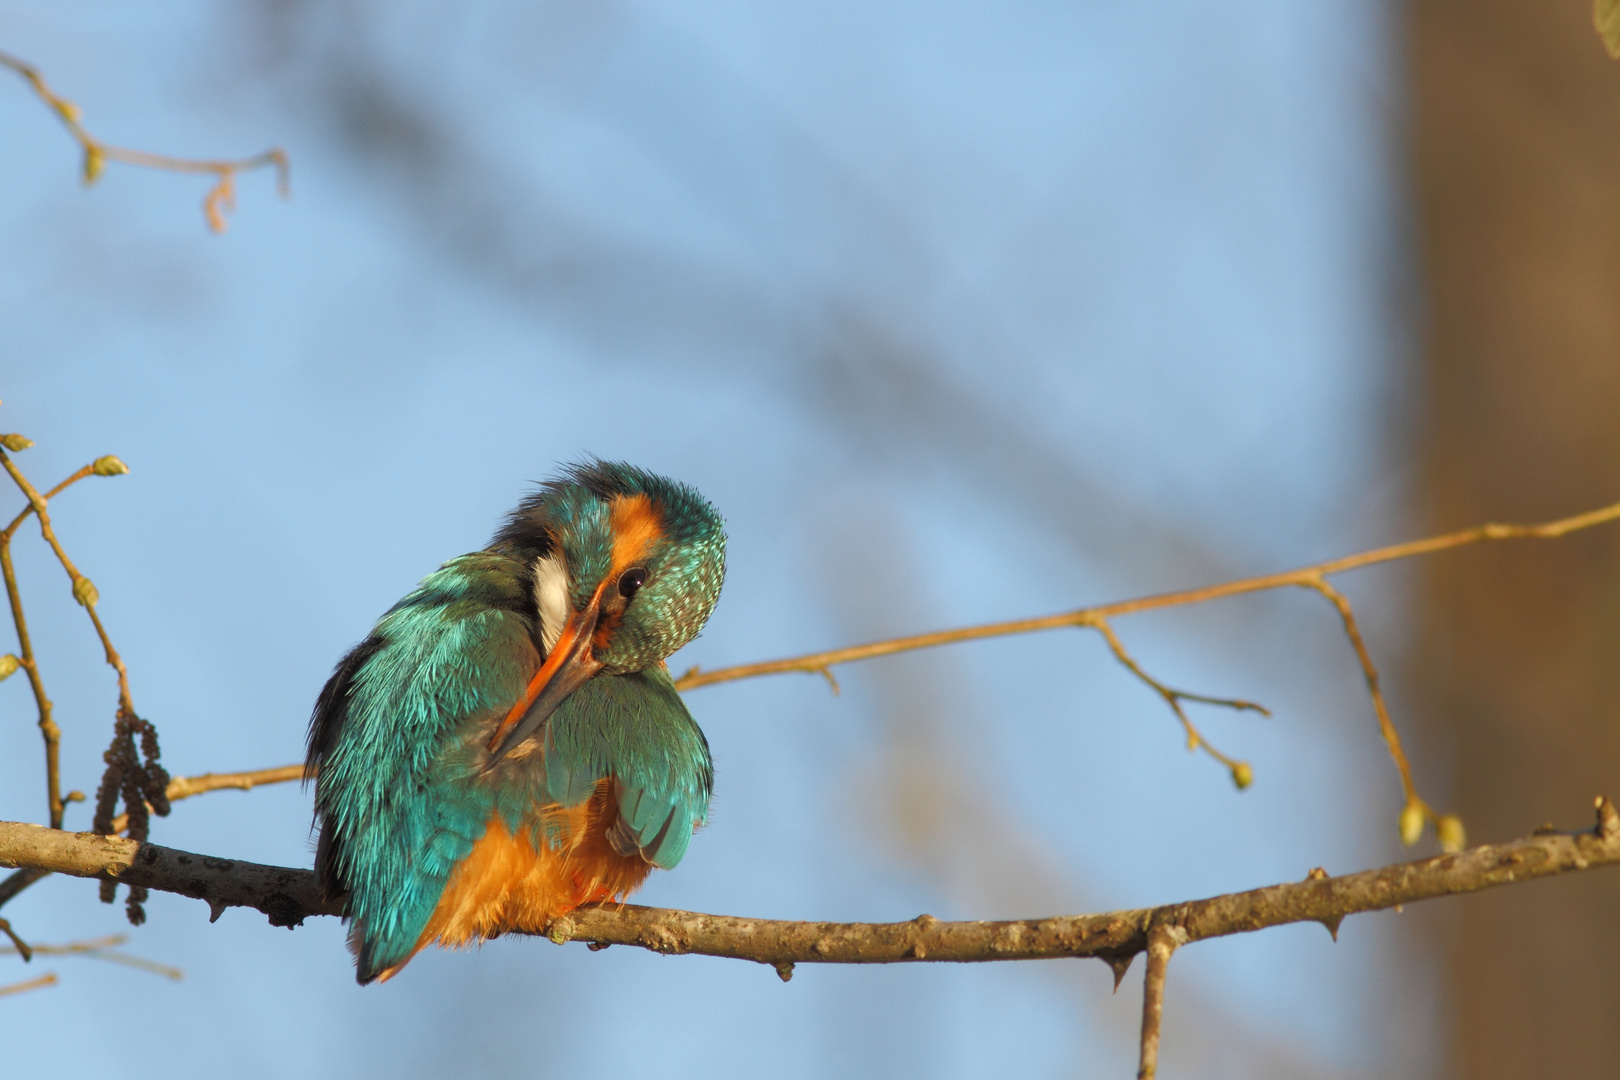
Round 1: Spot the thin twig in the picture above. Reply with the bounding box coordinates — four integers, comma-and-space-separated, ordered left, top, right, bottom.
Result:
1301, 577, 1410, 797
1136, 924, 1185, 1080
0, 869, 49, 911
0, 49, 289, 233
0, 454, 68, 828
0, 932, 179, 977
0, 917, 31, 962
107, 764, 305, 835
2, 465, 93, 539
1085, 615, 1264, 788
0, 932, 179, 979
0, 971, 56, 998
1296, 574, 1458, 850
0, 449, 135, 716
80, 947, 183, 981
675, 499, 1620, 691
676, 497, 1620, 824
0, 933, 123, 956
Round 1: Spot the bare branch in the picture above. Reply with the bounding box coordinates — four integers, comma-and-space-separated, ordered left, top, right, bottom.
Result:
0, 455, 90, 828
0, 917, 31, 962
1085, 614, 1263, 789
677, 498, 1620, 692
0, 49, 288, 233
677, 497, 1620, 825
107, 764, 306, 836
0, 933, 182, 980
0, 971, 56, 998
1, 798, 1616, 971
0, 449, 134, 717
1136, 924, 1185, 1080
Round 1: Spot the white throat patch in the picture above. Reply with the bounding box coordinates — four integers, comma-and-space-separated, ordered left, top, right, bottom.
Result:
532, 551, 570, 653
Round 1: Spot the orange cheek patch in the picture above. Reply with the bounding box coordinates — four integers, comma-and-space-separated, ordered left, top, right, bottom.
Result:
608, 493, 664, 575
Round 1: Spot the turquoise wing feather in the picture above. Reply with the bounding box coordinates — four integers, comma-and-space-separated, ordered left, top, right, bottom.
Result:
542, 665, 713, 869
309, 553, 540, 981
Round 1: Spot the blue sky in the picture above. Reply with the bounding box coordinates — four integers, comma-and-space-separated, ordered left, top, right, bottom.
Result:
0, 3, 1432, 1077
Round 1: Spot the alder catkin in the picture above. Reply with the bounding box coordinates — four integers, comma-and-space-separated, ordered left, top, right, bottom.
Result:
90, 709, 172, 922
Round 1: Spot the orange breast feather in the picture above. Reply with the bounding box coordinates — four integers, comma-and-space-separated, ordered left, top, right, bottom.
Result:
376, 779, 651, 982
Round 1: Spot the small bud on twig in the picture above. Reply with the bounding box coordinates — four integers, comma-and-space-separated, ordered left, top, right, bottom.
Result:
1230, 762, 1253, 790
1436, 814, 1466, 853
0, 434, 34, 452
1399, 802, 1425, 847
72, 577, 99, 607
91, 455, 129, 477
83, 146, 104, 186
0, 654, 18, 681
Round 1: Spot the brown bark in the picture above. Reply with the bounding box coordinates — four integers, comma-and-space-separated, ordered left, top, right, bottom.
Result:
1408, 2, 1620, 1076
1, 806, 1617, 971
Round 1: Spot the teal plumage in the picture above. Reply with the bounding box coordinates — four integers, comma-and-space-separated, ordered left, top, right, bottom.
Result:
307, 463, 724, 983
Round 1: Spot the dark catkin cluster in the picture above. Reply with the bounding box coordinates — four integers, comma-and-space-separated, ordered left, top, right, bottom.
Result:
91, 708, 171, 924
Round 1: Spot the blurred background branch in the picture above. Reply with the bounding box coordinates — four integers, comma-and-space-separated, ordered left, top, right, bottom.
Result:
0, 49, 288, 232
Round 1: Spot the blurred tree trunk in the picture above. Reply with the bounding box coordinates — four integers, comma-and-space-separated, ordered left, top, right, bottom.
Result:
1409, 1, 1620, 1075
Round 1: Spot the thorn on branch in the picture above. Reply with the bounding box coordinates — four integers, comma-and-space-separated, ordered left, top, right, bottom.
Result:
1104, 952, 1136, 993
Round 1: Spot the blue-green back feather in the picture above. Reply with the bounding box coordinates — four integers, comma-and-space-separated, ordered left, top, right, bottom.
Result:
311, 553, 539, 978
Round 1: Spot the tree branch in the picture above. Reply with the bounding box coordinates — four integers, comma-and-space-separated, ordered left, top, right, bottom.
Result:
676, 497, 1620, 837
106, 764, 306, 835
0, 971, 56, 998
1136, 924, 1185, 1080
0, 49, 288, 233
1, 798, 1615, 970
675, 499, 1620, 693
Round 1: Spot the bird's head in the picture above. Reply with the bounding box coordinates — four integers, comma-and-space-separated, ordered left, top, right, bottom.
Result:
486, 461, 726, 759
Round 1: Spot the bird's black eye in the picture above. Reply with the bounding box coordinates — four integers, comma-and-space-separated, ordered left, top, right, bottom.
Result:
618, 567, 647, 600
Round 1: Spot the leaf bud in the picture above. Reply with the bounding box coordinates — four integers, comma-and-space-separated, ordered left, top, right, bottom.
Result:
0, 434, 34, 451
72, 576, 99, 607
83, 146, 105, 186
1230, 762, 1253, 790
1436, 814, 1466, 853
1398, 803, 1425, 847
92, 455, 129, 477
0, 654, 18, 681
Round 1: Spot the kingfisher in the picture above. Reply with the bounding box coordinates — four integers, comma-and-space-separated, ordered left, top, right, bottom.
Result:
305, 461, 725, 984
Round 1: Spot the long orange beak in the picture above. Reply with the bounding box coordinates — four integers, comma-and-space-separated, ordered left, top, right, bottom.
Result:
487, 583, 607, 762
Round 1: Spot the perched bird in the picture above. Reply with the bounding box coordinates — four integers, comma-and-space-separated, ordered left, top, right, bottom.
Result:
306, 461, 725, 984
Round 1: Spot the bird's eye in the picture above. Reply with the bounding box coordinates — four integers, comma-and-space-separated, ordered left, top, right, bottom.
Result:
618, 567, 648, 600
